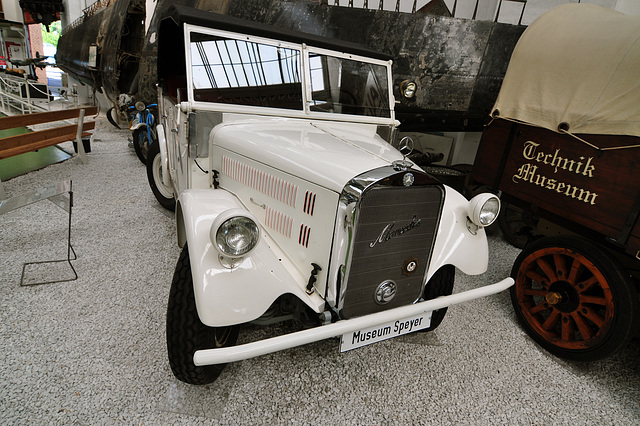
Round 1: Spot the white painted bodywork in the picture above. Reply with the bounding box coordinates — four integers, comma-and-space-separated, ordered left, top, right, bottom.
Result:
427, 185, 490, 278
159, 21, 511, 358
178, 189, 325, 326
176, 115, 494, 326
211, 117, 404, 191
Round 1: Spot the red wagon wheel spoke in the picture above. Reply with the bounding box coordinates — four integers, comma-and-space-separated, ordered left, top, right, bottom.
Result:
524, 269, 547, 285
542, 310, 561, 331
571, 312, 595, 340
580, 307, 604, 328
580, 295, 607, 306
529, 303, 549, 315
576, 276, 599, 293
523, 288, 547, 297
560, 314, 574, 341
535, 256, 558, 283
567, 257, 582, 284
553, 254, 567, 280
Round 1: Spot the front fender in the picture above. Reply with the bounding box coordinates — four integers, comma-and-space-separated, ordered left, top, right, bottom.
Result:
130, 122, 146, 131
426, 185, 489, 279
177, 189, 325, 327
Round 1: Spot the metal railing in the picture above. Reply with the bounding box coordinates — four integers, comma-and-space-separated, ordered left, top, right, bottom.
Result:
0, 73, 76, 115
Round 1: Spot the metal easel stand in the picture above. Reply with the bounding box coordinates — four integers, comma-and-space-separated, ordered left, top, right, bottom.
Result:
0, 180, 78, 286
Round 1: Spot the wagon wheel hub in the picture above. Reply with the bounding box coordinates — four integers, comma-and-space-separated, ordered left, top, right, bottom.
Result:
546, 282, 580, 313
545, 291, 563, 305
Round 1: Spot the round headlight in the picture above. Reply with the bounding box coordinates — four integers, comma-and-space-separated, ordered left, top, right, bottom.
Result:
400, 80, 417, 99
210, 210, 260, 258
468, 194, 501, 227
135, 101, 146, 111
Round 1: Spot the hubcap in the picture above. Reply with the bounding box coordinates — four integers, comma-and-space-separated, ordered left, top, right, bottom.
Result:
374, 280, 397, 304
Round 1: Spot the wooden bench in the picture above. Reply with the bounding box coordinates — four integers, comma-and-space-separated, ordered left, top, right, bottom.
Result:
0, 106, 98, 160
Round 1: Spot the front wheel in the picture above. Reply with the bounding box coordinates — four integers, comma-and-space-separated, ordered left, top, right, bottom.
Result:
132, 127, 150, 165
510, 236, 638, 361
167, 245, 240, 385
421, 265, 455, 331
146, 140, 175, 211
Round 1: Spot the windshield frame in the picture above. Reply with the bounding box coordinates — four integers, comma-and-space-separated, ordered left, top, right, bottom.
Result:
184, 23, 396, 125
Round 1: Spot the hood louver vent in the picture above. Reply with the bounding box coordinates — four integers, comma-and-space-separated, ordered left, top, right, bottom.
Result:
303, 191, 316, 216
222, 155, 298, 207
299, 224, 311, 248
265, 206, 293, 238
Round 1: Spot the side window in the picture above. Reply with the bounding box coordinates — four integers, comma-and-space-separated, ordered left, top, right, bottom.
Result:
309, 53, 390, 118
189, 32, 303, 110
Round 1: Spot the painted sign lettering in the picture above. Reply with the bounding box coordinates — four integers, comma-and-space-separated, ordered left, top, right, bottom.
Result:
512, 141, 598, 206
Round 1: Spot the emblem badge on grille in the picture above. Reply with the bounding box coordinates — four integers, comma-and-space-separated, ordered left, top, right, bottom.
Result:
369, 215, 421, 248
402, 257, 419, 276
374, 280, 397, 304
403, 173, 414, 187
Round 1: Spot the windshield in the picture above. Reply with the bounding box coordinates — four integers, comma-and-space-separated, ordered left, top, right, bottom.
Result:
187, 30, 391, 118
309, 53, 391, 118
190, 32, 303, 110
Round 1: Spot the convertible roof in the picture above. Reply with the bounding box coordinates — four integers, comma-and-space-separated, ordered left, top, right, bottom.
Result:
492, 4, 640, 137
159, 4, 391, 60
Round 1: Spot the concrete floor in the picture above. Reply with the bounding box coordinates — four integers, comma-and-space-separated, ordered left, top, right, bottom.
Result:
1, 113, 639, 424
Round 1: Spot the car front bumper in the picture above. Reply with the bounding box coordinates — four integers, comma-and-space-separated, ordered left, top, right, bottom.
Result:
193, 277, 514, 366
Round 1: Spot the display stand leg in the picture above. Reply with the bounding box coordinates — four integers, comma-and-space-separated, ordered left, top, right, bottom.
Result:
0, 180, 78, 286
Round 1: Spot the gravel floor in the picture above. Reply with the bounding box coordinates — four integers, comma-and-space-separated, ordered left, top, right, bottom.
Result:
1, 112, 639, 425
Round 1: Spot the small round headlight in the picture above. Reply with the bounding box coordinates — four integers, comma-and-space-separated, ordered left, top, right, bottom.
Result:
210, 210, 260, 258
135, 101, 146, 111
400, 80, 417, 99
468, 194, 501, 227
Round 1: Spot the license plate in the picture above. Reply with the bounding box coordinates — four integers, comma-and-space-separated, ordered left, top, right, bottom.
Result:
339, 311, 432, 352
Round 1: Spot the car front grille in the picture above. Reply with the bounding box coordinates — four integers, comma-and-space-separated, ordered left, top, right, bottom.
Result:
340, 183, 443, 319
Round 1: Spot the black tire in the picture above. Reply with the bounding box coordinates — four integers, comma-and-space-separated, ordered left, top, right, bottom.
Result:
106, 107, 121, 129
167, 245, 240, 385
146, 139, 175, 211
132, 127, 150, 165
510, 236, 638, 361
421, 265, 455, 331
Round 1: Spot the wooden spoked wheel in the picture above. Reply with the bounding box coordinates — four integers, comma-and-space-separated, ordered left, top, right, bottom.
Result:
510, 236, 637, 361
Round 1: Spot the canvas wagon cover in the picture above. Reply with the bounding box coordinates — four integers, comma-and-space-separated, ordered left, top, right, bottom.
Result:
492, 4, 640, 137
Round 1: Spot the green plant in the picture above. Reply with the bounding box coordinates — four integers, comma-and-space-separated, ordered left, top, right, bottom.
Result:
41, 22, 62, 48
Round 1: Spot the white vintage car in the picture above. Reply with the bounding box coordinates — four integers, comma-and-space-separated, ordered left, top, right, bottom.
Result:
147, 5, 513, 385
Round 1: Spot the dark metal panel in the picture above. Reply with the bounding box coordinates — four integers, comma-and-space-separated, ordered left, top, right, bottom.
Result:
60, 0, 525, 132
55, 11, 104, 90
468, 22, 526, 116
56, 0, 145, 104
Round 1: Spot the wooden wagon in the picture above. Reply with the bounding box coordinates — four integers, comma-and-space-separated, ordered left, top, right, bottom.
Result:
472, 4, 640, 361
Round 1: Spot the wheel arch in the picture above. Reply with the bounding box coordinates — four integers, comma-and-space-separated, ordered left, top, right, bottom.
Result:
176, 189, 325, 327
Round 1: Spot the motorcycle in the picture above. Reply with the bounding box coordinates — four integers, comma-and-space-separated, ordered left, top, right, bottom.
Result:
129, 101, 157, 165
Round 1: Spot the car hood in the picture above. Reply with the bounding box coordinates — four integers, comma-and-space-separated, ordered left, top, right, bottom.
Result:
210, 117, 404, 193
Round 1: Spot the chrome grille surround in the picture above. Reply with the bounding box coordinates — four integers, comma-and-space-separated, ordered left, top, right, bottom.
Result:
327, 166, 444, 319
